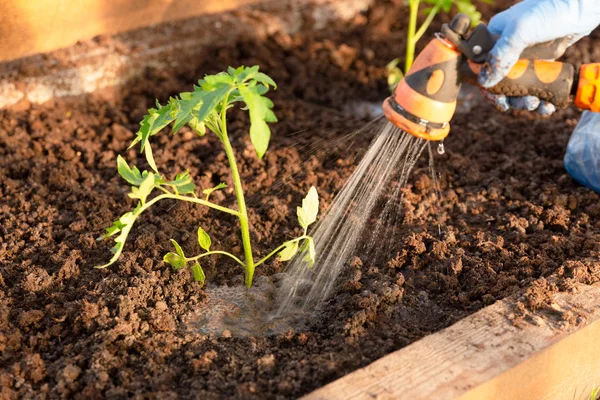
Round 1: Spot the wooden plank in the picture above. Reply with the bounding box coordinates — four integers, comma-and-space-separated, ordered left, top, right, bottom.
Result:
303, 284, 600, 400
0, 0, 263, 62
0, 0, 372, 109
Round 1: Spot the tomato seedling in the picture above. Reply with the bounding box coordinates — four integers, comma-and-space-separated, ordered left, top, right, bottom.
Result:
97, 66, 318, 287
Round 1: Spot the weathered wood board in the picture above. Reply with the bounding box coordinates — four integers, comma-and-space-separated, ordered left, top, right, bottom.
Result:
304, 284, 600, 400
0, 0, 263, 62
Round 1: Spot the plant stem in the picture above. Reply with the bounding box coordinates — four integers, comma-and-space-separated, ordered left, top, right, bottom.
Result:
220, 97, 256, 288
413, 4, 440, 44
405, 0, 420, 74
188, 250, 245, 268
254, 235, 309, 268
162, 194, 240, 216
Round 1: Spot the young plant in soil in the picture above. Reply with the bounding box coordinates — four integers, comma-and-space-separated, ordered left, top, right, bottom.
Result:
97, 66, 319, 287
387, 0, 491, 91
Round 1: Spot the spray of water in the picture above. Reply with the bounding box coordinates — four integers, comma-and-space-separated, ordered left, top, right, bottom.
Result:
275, 121, 427, 317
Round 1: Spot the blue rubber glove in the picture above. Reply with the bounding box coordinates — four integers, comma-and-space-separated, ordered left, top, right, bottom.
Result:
564, 112, 600, 193
479, 0, 600, 115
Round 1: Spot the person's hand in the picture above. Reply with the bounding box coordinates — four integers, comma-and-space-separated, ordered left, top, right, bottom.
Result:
478, 0, 600, 115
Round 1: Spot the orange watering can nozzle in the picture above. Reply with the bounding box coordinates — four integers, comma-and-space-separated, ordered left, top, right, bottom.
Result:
384, 13, 596, 141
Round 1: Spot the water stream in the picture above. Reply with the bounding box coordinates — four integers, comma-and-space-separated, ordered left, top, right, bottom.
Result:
275, 121, 427, 317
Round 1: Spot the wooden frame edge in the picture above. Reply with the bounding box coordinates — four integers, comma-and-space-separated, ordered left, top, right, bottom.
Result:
303, 284, 600, 400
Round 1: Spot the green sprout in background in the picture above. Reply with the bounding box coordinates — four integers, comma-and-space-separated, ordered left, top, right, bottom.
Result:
387, 0, 492, 91
97, 66, 318, 288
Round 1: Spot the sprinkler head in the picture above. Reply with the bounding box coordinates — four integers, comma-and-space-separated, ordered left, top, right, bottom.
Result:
383, 36, 462, 141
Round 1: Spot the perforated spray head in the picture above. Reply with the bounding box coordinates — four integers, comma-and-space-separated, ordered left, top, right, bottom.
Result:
384, 13, 580, 141
382, 33, 461, 141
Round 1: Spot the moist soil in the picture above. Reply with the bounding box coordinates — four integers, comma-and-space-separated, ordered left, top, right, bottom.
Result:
1, 1, 600, 398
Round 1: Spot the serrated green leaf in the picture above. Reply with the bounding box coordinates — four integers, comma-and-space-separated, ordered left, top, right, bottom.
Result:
164, 252, 186, 270
194, 85, 230, 123
202, 73, 234, 90
238, 84, 277, 159
117, 155, 145, 186
191, 262, 206, 286
128, 172, 155, 204
132, 103, 176, 152
254, 72, 277, 88
278, 241, 299, 261
170, 239, 185, 258
297, 206, 309, 230
172, 91, 204, 133
238, 65, 259, 82
203, 182, 227, 201
166, 171, 196, 195
197, 227, 211, 251
301, 186, 319, 228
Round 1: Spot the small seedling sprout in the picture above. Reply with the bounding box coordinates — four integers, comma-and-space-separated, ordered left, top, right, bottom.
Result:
97, 66, 318, 287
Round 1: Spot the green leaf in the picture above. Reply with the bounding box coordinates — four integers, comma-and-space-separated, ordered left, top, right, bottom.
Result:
441, 0, 453, 12
96, 205, 141, 268
300, 237, 316, 267
117, 156, 145, 186
278, 241, 299, 261
197, 227, 211, 251
297, 206, 309, 230
173, 92, 204, 133
203, 182, 227, 200
238, 84, 277, 159
128, 172, 155, 204
164, 252, 186, 270
301, 186, 319, 228
201, 72, 234, 90
131, 102, 176, 152
144, 142, 158, 173
238, 65, 260, 82
170, 239, 185, 258
254, 72, 277, 88
166, 171, 196, 195
194, 85, 230, 123
189, 117, 206, 136
191, 262, 206, 286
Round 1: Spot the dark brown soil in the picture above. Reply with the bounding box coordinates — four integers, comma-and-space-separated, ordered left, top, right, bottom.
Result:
1, 1, 599, 398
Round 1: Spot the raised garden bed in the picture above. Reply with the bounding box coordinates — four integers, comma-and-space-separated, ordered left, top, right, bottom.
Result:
1, 0, 599, 399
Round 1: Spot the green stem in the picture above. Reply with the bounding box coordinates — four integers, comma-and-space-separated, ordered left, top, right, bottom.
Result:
254, 235, 309, 268
162, 194, 240, 216
220, 95, 256, 288
413, 4, 440, 44
405, 0, 420, 74
188, 250, 245, 268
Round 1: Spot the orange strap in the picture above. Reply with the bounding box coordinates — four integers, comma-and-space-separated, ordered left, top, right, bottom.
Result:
574, 64, 600, 112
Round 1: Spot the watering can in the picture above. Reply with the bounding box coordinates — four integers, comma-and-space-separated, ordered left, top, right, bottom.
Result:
383, 13, 600, 141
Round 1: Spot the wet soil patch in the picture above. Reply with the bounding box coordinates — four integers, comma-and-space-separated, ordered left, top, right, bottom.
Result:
1, 1, 599, 398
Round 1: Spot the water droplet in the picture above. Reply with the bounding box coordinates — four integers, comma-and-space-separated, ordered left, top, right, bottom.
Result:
437, 141, 445, 155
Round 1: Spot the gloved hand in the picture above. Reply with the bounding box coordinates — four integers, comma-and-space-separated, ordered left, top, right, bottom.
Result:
564, 112, 600, 193
478, 0, 600, 115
